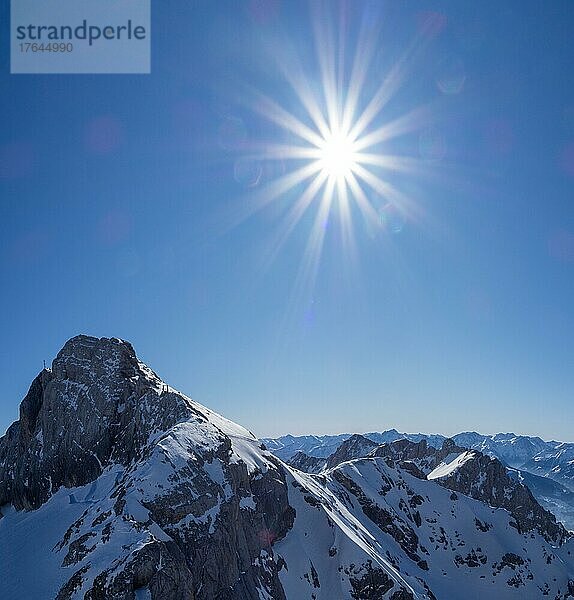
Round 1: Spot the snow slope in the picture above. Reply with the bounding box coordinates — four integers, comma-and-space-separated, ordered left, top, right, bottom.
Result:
427, 451, 476, 480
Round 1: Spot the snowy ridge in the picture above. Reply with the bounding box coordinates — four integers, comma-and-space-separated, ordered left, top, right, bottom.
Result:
427, 451, 476, 480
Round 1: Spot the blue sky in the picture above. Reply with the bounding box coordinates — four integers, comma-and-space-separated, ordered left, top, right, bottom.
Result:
1, 1, 574, 440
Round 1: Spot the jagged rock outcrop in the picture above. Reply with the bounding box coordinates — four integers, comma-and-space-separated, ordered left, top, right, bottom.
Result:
0, 336, 192, 510
371, 438, 461, 472
370, 438, 569, 545
287, 450, 325, 473
325, 434, 379, 469
288, 434, 379, 474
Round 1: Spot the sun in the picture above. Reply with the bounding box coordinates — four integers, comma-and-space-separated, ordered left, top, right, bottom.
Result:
316, 127, 359, 181
226, 2, 431, 307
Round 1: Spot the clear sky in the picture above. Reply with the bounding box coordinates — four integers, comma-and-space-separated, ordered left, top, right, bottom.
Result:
1, 1, 574, 441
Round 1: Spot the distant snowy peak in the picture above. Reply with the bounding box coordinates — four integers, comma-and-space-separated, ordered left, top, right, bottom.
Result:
267, 429, 574, 492
451, 432, 574, 493
451, 431, 557, 468
261, 433, 352, 460
521, 443, 574, 491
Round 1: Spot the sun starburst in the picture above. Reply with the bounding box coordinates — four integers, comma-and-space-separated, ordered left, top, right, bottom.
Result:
224, 2, 435, 314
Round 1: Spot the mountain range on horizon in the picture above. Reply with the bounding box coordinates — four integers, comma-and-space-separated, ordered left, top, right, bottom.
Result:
1, 335, 573, 599
262, 429, 574, 532
262, 429, 574, 468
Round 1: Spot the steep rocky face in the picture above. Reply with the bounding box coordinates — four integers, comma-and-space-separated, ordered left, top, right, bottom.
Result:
325, 434, 379, 469
436, 450, 568, 544
0, 337, 298, 598
507, 468, 574, 531
0, 336, 191, 510
287, 451, 325, 474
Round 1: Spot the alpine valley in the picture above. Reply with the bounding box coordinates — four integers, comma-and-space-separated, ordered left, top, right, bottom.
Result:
1, 336, 573, 600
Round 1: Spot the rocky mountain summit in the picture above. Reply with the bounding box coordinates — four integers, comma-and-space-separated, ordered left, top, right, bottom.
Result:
1, 336, 574, 599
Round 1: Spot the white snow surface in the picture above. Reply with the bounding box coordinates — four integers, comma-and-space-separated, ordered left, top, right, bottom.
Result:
427, 451, 476, 480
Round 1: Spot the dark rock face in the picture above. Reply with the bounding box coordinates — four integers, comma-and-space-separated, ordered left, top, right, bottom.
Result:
325, 434, 379, 470
0, 336, 190, 510
349, 563, 396, 599
0, 369, 54, 509
0, 336, 296, 599
371, 438, 461, 474
287, 451, 326, 473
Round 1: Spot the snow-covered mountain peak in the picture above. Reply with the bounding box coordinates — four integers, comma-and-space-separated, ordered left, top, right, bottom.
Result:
0, 335, 262, 512
1, 336, 425, 598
